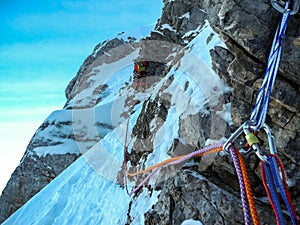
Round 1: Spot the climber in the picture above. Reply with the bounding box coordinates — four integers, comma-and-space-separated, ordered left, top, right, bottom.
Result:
133, 61, 148, 91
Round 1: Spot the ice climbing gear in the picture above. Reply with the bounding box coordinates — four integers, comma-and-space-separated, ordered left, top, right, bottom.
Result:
271, 0, 300, 15
223, 123, 245, 152
243, 122, 267, 162
222, 6, 297, 222
223, 120, 267, 162
261, 123, 277, 154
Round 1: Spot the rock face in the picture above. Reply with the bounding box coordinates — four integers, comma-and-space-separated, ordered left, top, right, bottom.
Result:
206, 0, 300, 217
0, 153, 78, 223
0, 113, 80, 223
65, 38, 127, 106
1, 0, 299, 224
127, 0, 300, 224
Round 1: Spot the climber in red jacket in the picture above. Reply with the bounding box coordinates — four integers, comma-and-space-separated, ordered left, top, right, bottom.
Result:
133, 61, 148, 91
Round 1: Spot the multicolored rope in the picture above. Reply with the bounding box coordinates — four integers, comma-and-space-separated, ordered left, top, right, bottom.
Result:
261, 154, 300, 225
123, 143, 223, 196
122, 2, 300, 225
229, 146, 252, 225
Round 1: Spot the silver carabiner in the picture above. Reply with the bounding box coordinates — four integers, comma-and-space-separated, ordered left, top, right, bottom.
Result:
261, 124, 277, 155
271, 0, 300, 15
223, 123, 245, 153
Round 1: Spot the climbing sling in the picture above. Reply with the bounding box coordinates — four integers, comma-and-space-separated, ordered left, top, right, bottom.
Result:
122, 0, 299, 224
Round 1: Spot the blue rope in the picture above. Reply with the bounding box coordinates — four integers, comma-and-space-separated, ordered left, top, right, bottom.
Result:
268, 156, 298, 225
250, 7, 290, 131
263, 162, 286, 225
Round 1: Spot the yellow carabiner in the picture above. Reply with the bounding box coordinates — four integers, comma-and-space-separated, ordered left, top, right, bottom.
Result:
243, 121, 268, 162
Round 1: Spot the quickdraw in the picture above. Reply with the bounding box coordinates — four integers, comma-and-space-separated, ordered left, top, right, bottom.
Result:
223, 120, 268, 162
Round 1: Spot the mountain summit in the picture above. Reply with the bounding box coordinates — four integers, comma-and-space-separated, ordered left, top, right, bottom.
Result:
1, 0, 299, 224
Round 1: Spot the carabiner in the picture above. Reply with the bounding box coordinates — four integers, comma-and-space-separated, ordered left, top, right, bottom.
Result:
271, 0, 300, 15
243, 121, 268, 162
261, 124, 277, 155
223, 123, 244, 153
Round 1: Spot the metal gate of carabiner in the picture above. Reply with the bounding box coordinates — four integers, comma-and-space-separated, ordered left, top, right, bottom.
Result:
261, 124, 277, 155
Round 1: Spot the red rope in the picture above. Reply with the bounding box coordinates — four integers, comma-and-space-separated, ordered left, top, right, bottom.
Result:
260, 162, 281, 225
269, 154, 300, 225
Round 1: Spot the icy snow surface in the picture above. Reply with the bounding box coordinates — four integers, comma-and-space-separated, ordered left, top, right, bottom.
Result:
3, 24, 229, 225
181, 219, 203, 225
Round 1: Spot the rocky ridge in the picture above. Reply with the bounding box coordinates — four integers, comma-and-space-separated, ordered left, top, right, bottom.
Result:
0, 0, 299, 224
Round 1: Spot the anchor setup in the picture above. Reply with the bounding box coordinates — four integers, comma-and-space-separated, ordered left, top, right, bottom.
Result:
122, 0, 300, 224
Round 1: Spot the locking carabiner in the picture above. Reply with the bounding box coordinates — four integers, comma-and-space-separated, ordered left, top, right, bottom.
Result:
243, 121, 268, 162
271, 0, 300, 15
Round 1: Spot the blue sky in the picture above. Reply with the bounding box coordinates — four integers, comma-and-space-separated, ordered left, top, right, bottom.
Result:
0, 0, 163, 192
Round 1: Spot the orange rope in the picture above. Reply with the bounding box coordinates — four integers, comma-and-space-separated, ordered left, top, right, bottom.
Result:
235, 147, 261, 225
127, 155, 184, 176
126, 146, 223, 176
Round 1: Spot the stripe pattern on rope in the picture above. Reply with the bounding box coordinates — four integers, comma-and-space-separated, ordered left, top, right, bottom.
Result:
230, 146, 261, 225
261, 154, 300, 225
229, 147, 252, 225
124, 143, 261, 225
250, 4, 290, 131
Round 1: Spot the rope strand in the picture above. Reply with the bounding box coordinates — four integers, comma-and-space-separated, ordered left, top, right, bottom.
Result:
123, 144, 223, 195
250, 6, 290, 130
235, 147, 261, 225
268, 155, 300, 225
229, 147, 252, 225
261, 161, 286, 225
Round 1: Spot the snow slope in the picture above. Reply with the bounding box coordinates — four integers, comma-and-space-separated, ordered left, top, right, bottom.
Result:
3, 23, 229, 225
